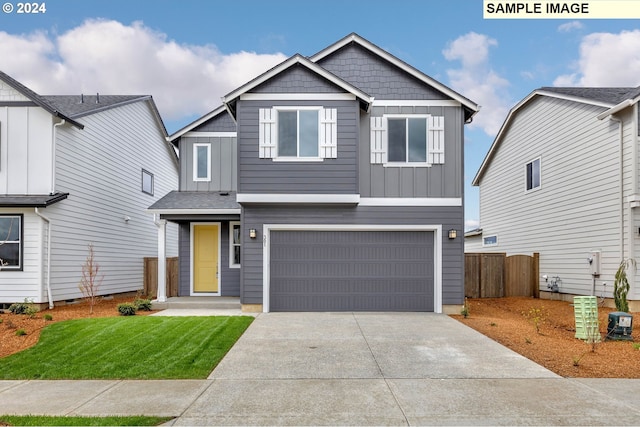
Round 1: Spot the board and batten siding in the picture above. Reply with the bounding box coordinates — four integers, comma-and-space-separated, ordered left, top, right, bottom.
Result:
477, 96, 623, 297
361, 105, 464, 198
0, 106, 53, 195
236, 99, 359, 194
240, 205, 463, 307
41, 100, 178, 302
179, 136, 237, 192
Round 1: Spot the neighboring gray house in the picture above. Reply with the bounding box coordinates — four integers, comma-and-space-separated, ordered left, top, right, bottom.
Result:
469, 86, 640, 309
0, 71, 178, 307
150, 33, 479, 313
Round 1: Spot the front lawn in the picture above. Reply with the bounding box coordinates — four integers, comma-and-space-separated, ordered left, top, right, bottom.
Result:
0, 316, 253, 379
0, 415, 172, 426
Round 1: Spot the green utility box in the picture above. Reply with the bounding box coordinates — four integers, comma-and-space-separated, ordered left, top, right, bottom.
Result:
574, 296, 601, 341
607, 312, 633, 341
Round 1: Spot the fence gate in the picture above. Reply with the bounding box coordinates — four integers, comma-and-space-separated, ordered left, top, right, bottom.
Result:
144, 257, 179, 298
465, 252, 538, 298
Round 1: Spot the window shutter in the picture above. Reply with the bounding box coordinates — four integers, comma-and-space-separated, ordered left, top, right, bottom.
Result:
428, 116, 445, 164
259, 108, 277, 158
319, 108, 337, 158
370, 116, 387, 164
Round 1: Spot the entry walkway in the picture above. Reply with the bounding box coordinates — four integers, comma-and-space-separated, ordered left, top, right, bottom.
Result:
1, 312, 639, 425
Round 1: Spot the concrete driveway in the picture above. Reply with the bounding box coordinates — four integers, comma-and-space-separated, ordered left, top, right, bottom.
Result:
175, 312, 640, 425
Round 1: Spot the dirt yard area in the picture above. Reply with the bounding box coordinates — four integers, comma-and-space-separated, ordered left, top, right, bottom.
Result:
1, 296, 638, 378
452, 297, 639, 378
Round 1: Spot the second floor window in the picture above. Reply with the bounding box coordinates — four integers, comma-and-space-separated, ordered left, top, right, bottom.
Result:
526, 158, 541, 191
193, 143, 211, 181
388, 118, 427, 163
278, 109, 319, 158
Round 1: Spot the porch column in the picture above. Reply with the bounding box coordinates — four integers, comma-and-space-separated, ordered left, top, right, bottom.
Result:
156, 219, 167, 303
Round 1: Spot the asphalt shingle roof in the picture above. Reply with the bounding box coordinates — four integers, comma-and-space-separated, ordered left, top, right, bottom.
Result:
540, 86, 637, 105
148, 191, 240, 211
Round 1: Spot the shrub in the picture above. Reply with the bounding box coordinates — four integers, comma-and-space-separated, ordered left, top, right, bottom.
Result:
134, 298, 152, 311
15, 329, 26, 336
8, 299, 38, 317
614, 259, 635, 313
117, 303, 137, 316
43, 313, 53, 321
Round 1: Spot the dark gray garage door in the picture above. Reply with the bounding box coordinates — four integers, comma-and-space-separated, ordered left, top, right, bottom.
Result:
269, 230, 434, 311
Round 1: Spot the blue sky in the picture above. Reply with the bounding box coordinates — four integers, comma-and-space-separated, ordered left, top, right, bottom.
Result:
1, 0, 640, 228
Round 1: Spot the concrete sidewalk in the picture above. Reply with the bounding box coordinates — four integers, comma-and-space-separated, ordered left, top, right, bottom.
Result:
1, 312, 639, 425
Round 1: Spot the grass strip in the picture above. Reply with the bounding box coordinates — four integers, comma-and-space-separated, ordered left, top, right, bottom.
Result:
0, 415, 172, 426
0, 316, 253, 379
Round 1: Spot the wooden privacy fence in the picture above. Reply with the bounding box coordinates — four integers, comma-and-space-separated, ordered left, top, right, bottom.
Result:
465, 252, 539, 298
143, 257, 179, 298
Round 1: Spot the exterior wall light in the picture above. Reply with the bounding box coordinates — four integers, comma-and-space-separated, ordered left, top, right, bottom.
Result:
249, 228, 257, 239
448, 229, 457, 239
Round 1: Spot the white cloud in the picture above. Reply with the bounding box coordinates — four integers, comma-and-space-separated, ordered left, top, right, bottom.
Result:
0, 19, 287, 124
443, 32, 511, 136
558, 21, 584, 32
554, 30, 640, 87
465, 219, 480, 231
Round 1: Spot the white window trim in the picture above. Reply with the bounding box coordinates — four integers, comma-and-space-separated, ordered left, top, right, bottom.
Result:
274, 106, 323, 161
262, 224, 443, 314
193, 143, 211, 182
229, 221, 241, 269
525, 157, 542, 193
141, 169, 154, 195
0, 214, 22, 271
384, 114, 432, 167
482, 235, 498, 247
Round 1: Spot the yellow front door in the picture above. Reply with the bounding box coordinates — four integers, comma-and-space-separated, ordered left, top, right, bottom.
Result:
193, 224, 219, 293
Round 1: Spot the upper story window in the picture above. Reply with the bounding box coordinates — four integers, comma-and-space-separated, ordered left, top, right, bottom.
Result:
193, 143, 211, 181
370, 115, 445, 166
141, 169, 154, 195
259, 107, 337, 160
0, 214, 22, 271
526, 158, 541, 191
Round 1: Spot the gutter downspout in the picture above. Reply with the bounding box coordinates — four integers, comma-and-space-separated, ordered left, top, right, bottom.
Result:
34, 208, 53, 309
610, 115, 625, 262
52, 119, 65, 194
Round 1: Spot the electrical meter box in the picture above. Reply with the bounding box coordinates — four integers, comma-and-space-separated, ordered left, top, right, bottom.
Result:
588, 251, 601, 276
607, 312, 633, 341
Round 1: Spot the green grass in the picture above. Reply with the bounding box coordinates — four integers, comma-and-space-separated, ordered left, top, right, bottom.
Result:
0, 415, 172, 426
0, 316, 253, 379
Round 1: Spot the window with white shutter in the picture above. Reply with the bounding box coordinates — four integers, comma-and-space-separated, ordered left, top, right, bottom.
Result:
370, 115, 445, 166
258, 107, 337, 160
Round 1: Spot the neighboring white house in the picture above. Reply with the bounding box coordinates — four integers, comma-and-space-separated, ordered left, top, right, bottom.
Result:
0, 71, 178, 306
469, 86, 640, 309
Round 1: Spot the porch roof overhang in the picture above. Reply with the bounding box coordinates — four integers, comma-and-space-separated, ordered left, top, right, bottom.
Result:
147, 191, 241, 216
0, 192, 69, 207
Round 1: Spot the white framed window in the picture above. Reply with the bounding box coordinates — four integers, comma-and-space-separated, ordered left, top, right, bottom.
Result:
141, 169, 154, 195
526, 157, 541, 191
259, 107, 337, 160
229, 222, 241, 268
193, 143, 211, 182
0, 214, 22, 270
483, 235, 498, 247
370, 114, 445, 166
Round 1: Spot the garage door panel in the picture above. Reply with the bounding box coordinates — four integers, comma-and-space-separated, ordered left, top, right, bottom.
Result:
270, 230, 434, 312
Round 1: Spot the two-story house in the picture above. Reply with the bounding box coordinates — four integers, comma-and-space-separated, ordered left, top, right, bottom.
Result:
149, 33, 479, 313
0, 71, 178, 307
468, 86, 640, 309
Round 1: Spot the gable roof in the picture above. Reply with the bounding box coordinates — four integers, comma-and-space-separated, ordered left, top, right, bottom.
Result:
0, 71, 168, 137
221, 53, 374, 119
311, 33, 480, 121
472, 86, 638, 186
169, 105, 228, 142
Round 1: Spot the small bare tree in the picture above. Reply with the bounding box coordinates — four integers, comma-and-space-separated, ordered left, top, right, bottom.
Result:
79, 243, 103, 314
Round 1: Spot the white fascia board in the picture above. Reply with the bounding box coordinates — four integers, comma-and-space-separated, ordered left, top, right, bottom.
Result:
359, 198, 462, 207
237, 193, 360, 204
168, 105, 228, 141
240, 93, 356, 101
182, 132, 237, 138
597, 99, 635, 120
146, 208, 241, 215
372, 100, 461, 107
261, 223, 443, 313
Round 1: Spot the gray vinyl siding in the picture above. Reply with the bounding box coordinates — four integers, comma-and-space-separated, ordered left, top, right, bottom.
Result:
180, 136, 237, 192
236, 99, 359, 194
241, 205, 463, 306
315, 43, 449, 100
476, 96, 623, 297
253, 64, 342, 94
192, 110, 236, 132
41, 101, 179, 303
362, 106, 464, 198
177, 220, 240, 297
